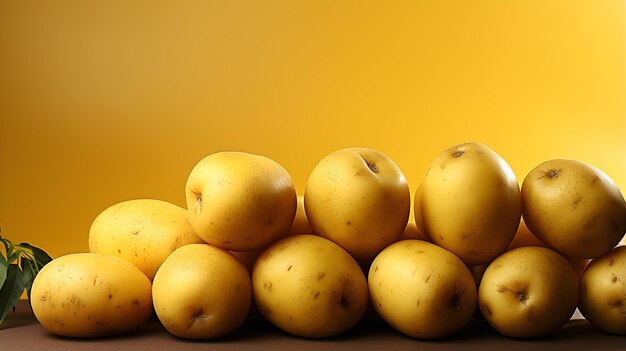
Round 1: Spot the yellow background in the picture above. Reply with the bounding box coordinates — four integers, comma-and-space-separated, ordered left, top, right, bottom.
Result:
1, 1, 625, 259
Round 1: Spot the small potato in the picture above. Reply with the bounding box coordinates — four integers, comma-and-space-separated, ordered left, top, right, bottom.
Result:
89, 199, 204, 280
152, 244, 251, 339
30, 253, 152, 338
579, 246, 626, 334
252, 234, 368, 338
368, 240, 477, 339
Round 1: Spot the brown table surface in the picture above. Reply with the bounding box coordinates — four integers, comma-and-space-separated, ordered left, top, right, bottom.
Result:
1, 301, 623, 351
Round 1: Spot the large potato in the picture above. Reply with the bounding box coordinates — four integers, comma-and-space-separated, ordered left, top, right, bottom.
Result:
152, 244, 251, 339
579, 245, 626, 334
521, 158, 626, 258
478, 246, 579, 338
30, 253, 152, 338
252, 234, 369, 338
368, 240, 477, 339
419, 142, 521, 265
88, 199, 204, 280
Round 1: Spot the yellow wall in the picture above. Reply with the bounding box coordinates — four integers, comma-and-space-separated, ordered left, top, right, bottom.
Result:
1, 1, 625, 258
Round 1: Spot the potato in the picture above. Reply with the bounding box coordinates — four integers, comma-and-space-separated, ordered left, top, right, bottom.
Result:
521, 159, 626, 258
185, 151, 297, 251
304, 147, 410, 264
152, 244, 251, 339
30, 253, 152, 338
419, 142, 521, 265
368, 240, 477, 339
478, 246, 579, 338
252, 234, 368, 338
88, 199, 204, 280
579, 245, 626, 334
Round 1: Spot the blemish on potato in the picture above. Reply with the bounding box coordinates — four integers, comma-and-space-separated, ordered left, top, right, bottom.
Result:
450, 293, 461, 308
339, 292, 350, 309
317, 273, 326, 281
132, 299, 140, 307
583, 214, 599, 230
264, 281, 273, 292
452, 150, 464, 158
287, 265, 293, 271
193, 191, 203, 214
346, 221, 351, 226
314, 291, 320, 299
424, 274, 431, 283
538, 168, 561, 180
611, 273, 618, 283
609, 259, 615, 266
573, 195, 583, 208
131, 229, 139, 236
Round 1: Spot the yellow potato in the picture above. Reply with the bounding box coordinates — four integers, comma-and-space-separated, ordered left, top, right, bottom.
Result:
368, 240, 477, 339
185, 151, 297, 251
89, 199, 204, 280
579, 245, 626, 334
252, 234, 368, 338
478, 246, 579, 338
304, 147, 410, 264
419, 142, 521, 265
152, 244, 251, 339
30, 253, 152, 338
521, 158, 626, 259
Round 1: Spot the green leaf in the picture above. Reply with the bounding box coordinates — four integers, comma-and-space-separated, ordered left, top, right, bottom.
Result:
0, 264, 25, 326
1, 238, 12, 261
0, 254, 7, 290
21, 259, 36, 302
18, 243, 52, 270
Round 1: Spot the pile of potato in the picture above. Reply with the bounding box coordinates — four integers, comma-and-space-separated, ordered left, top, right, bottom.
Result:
29, 142, 626, 340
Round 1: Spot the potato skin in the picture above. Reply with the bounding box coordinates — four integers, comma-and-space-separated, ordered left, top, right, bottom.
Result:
420, 142, 521, 265
30, 253, 152, 338
88, 199, 203, 280
252, 234, 369, 338
521, 159, 626, 259
579, 246, 626, 334
368, 240, 477, 339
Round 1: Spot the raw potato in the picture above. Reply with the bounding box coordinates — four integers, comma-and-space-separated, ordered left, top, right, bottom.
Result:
478, 246, 579, 338
579, 246, 626, 334
419, 142, 521, 265
304, 147, 410, 263
368, 240, 477, 339
152, 244, 251, 339
185, 151, 297, 251
30, 253, 152, 338
252, 234, 369, 338
521, 158, 626, 259
88, 199, 204, 280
